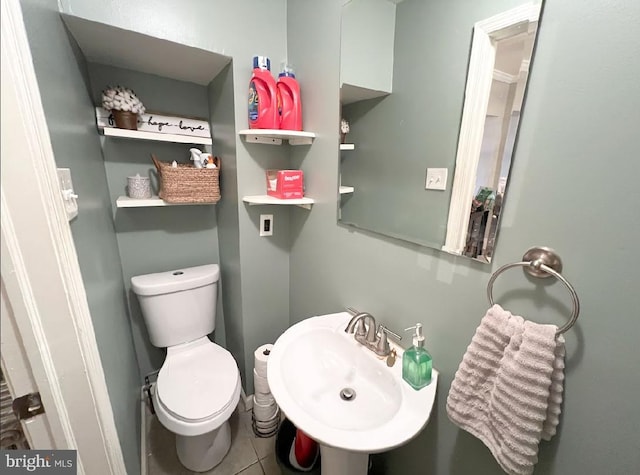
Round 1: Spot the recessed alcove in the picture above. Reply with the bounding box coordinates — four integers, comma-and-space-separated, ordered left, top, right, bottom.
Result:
61, 13, 236, 378
62, 14, 231, 85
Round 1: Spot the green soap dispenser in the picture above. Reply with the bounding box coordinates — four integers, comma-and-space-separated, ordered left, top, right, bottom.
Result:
402, 323, 432, 390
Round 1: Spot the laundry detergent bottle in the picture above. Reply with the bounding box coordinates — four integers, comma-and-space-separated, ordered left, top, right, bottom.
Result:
276, 63, 302, 131
248, 56, 279, 129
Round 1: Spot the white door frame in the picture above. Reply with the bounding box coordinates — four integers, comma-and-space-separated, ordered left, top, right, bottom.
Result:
443, 2, 541, 255
1, 0, 127, 473
1, 277, 58, 450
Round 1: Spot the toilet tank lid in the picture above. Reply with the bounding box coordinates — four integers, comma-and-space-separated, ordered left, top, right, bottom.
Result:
131, 264, 220, 296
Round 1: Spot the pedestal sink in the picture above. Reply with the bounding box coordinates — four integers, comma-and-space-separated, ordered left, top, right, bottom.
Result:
267, 312, 438, 475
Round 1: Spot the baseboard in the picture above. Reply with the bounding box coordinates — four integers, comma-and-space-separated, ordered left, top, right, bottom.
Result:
140, 387, 147, 475
241, 387, 253, 412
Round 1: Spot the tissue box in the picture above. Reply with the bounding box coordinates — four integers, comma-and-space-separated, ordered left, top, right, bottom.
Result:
266, 170, 304, 199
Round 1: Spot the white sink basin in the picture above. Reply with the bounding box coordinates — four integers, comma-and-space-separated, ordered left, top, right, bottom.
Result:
267, 312, 438, 456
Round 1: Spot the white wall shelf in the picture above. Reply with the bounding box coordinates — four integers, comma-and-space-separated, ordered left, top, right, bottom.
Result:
339, 186, 355, 195
116, 195, 215, 208
95, 107, 212, 145
99, 127, 212, 145
242, 195, 314, 210
340, 143, 355, 151
238, 129, 316, 146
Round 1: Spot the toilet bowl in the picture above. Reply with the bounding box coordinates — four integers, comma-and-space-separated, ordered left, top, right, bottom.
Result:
154, 337, 241, 471
132, 264, 240, 472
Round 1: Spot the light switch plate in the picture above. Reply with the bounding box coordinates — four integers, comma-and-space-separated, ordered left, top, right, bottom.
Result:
260, 214, 273, 236
425, 168, 448, 191
57, 168, 78, 221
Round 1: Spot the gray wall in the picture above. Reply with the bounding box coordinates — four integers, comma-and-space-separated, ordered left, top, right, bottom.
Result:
85, 62, 225, 377
24, 0, 640, 473
341, 0, 529, 249
290, 0, 640, 474
340, 0, 395, 93
209, 64, 246, 384
18, 1, 141, 473
58, 0, 291, 393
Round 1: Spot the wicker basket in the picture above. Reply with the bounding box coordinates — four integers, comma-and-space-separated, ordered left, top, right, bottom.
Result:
151, 154, 221, 204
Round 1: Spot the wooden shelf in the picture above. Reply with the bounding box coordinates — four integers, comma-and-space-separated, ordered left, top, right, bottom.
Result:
339, 186, 355, 195
238, 129, 316, 146
116, 195, 215, 208
99, 127, 212, 145
242, 195, 314, 210
340, 144, 355, 151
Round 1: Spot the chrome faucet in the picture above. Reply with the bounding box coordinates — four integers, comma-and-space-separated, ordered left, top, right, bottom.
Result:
344, 308, 401, 357
345, 312, 378, 343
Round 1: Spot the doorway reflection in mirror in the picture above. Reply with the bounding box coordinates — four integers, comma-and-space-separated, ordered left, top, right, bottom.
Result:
338, 1, 543, 264
462, 24, 534, 262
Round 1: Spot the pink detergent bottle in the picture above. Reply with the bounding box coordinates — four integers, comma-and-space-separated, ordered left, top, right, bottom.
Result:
248, 56, 279, 129
276, 63, 302, 131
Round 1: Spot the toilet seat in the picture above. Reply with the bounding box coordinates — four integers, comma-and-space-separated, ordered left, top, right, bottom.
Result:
156, 337, 240, 423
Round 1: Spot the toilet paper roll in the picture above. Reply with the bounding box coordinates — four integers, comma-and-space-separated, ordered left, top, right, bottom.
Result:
255, 415, 280, 431
253, 396, 279, 421
253, 369, 271, 394
254, 404, 278, 422
252, 406, 281, 436
253, 395, 278, 410
254, 344, 273, 376
255, 421, 279, 437
254, 392, 275, 406
253, 406, 280, 424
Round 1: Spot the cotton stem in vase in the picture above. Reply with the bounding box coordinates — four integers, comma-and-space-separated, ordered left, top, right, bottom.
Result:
102, 85, 146, 130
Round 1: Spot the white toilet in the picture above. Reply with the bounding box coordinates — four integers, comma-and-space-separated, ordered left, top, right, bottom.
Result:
131, 264, 241, 472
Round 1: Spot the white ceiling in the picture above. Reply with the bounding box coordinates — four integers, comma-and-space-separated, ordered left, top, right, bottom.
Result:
62, 15, 231, 86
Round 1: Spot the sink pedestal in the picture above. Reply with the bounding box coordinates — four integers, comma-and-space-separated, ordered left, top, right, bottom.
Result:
319, 445, 368, 475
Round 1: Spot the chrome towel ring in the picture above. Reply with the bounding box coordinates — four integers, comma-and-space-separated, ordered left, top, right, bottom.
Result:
487, 246, 580, 336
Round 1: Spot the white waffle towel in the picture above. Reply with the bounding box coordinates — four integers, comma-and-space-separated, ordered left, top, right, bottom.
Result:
447, 304, 565, 475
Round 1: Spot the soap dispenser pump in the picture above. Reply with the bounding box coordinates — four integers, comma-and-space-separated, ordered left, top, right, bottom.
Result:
402, 323, 432, 390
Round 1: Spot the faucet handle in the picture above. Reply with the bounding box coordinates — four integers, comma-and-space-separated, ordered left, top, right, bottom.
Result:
377, 324, 402, 342
375, 330, 390, 355
355, 319, 367, 337
375, 325, 401, 356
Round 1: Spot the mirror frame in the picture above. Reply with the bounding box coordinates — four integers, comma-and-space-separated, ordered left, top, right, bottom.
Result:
443, 2, 541, 257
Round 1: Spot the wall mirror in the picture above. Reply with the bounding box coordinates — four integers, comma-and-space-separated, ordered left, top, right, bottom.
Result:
338, 0, 542, 263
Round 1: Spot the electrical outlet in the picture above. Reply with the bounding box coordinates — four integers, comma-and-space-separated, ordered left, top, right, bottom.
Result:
260, 214, 273, 236
425, 168, 448, 191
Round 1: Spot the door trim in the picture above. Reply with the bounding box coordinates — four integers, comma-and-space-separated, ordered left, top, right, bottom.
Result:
1, 0, 127, 473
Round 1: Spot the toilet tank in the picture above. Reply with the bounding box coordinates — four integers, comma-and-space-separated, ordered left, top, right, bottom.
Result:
131, 264, 220, 348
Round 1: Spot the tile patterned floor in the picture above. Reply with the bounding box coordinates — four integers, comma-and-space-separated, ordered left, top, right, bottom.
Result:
146, 402, 282, 475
